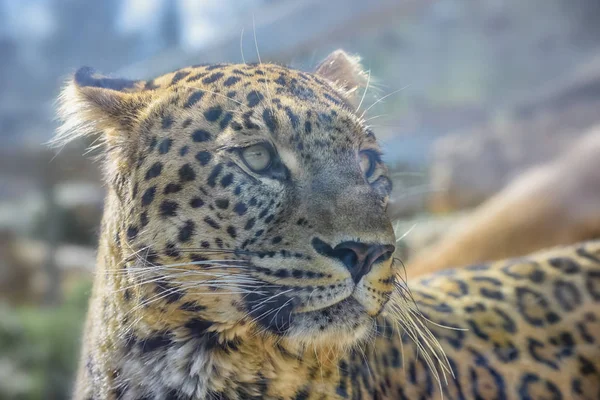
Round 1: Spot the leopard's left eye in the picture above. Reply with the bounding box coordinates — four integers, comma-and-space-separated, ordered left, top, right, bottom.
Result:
241, 143, 272, 173
359, 151, 377, 179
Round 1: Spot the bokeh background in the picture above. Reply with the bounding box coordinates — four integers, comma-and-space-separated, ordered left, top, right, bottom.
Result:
2, 0, 600, 398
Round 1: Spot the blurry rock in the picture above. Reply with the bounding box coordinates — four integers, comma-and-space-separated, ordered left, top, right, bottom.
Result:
0, 230, 37, 305
407, 127, 600, 278
429, 56, 600, 212
392, 212, 467, 261
0, 231, 94, 305
386, 166, 432, 219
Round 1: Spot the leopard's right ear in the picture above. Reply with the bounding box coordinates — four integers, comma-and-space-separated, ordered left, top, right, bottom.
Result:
52, 67, 153, 159
315, 50, 369, 105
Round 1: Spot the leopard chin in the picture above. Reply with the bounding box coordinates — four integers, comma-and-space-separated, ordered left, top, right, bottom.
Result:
283, 297, 376, 349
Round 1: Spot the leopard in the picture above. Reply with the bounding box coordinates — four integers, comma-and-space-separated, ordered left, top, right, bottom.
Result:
54, 49, 600, 399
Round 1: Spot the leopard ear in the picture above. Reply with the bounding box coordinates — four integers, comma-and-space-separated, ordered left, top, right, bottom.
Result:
53, 67, 152, 163
315, 49, 369, 104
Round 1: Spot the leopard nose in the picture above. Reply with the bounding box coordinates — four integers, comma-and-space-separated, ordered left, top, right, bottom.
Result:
331, 241, 395, 283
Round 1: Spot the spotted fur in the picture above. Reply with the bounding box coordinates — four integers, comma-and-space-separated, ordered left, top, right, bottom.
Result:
55, 50, 600, 399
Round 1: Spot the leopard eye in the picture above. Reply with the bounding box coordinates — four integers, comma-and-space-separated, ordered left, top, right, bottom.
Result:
359, 151, 376, 178
241, 144, 272, 172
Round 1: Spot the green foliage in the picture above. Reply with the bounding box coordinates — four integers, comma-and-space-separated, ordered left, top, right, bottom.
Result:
0, 280, 91, 400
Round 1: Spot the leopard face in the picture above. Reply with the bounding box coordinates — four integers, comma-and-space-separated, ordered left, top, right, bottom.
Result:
58, 51, 397, 349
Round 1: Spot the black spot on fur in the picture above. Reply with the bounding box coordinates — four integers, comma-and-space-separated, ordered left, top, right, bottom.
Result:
156, 278, 184, 303
204, 106, 223, 122
179, 164, 196, 181
244, 288, 295, 335
227, 226, 237, 239
275, 75, 286, 85
244, 218, 255, 230
161, 115, 174, 129
139, 333, 172, 353
275, 269, 289, 278
195, 151, 212, 166
160, 201, 178, 217
164, 183, 182, 194
215, 198, 229, 209
243, 111, 260, 129
184, 91, 205, 108
178, 220, 195, 242
234, 202, 248, 216
192, 129, 211, 142
207, 164, 223, 187
158, 138, 173, 154
304, 121, 312, 133
190, 197, 204, 208
187, 72, 207, 82
202, 72, 224, 84
554, 280, 582, 312
140, 211, 149, 227
171, 70, 190, 85
263, 109, 277, 133
204, 216, 221, 230
165, 242, 180, 258
247, 91, 264, 107
220, 112, 233, 130
206, 63, 227, 70
223, 76, 241, 86
126, 225, 138, 241
285, 107, 300, 129
220, 173, 234, 188
142, 187, 156, 206
145, 162, 163, 180
586, 270, 600, 300
323, 93, 342, 106
180, 302, 206, 312
527, 338, 559, 369
185, 318, 214, 339
293, 389, 310, 400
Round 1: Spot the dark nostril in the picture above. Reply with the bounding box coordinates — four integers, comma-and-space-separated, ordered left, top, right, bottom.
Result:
331, 241, 395, 283
334, 247, 359, 272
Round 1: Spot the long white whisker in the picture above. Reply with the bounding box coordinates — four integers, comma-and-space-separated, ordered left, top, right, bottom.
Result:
240, 27, 246, 64
355, 69, 371, 112
360, 85, 411, 120
396, 223, 417, 243
252, 13, 274, 114
182, 85, 250, 110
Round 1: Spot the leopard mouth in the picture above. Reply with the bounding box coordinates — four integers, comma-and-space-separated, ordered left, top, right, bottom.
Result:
286, 297, 375, 344
243, 282, 375, 336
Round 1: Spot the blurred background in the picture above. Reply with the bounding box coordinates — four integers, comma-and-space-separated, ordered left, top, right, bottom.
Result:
2, 0, 600, 398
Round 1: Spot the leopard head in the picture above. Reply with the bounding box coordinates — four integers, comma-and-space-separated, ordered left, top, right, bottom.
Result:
57, 50, 397, 351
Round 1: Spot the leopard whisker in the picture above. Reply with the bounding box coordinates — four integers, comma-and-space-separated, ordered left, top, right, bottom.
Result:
240, 27, 246, 65
359, 85, 411, 120
395, 222, 418, 243
108, 272, 255, 294
251, 13, 275, 115
181, 85, 250, 110
355, 69, 372, 112
268, 297, 294, 333
387, 296, 453, 389
249, 288, 294, 313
